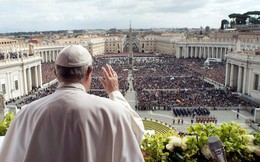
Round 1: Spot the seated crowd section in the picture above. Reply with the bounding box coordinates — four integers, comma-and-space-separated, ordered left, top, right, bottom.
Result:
132, 57, 255, 110
8, 55, 256, 110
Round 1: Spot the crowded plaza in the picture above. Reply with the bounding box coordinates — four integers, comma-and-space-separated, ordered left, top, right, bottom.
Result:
8, 54, 256, 112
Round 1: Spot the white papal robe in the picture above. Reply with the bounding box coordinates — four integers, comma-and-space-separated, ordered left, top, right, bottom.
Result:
0, 83, 144, 162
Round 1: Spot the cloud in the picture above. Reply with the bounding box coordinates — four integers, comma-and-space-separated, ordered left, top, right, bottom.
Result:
0, 0, 259, 32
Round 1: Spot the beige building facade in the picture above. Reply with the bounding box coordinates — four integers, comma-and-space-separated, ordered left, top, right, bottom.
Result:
136, 34, 183, 55
137, 35, 158, 53
56, 35, 126, 57
137, 32, 260, 62
225, 50, 260, 101
0, 38, 17, 45
1, 32, 260, 104
0, 53, 42, 101
0, 34, 126, 101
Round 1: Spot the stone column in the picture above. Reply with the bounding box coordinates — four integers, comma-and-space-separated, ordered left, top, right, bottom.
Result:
186, 46, 189, 58
220, 47, 223, 60
19, 70, 24, 96
230, 64, 234, 87
46, 51, 48, 62
212, 47, 214, 58
247, 68, 253, 96
216, 47, 219, 58
198, 46, 200, 57
199, 47, 202, 58
39, 51, 42, 61
38, 64, 43, 87
209, 47, 212, 58
237, 66, 242, 93
34, 66, 39, 88
180, 46, 183, 58
225, 62, 230, 86
191, 46, 193, 58
42, 51, 44, 62
185, 46, 188, 58
52, 51, 55, 61
242, 66, 247, 94
48, 51, 51, 62
224, 48, 227, 59
23, 68, 28, 95
208, 47, 210, 58
6, 72, 11, 99
53, 51, 55, 61
28, 68, 32, 92
203, 46, 206, 58
45, 51, 48, 63
183, 46, 186, 58
176, 46, 179, 58
195, 46, 197, 57
220, 47, 223, 59
50, 51, 52, 61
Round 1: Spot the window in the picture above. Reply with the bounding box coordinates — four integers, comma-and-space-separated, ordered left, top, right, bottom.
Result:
2, 84, 6, 94
254, 74, 259, 91
15, 80, 19, 90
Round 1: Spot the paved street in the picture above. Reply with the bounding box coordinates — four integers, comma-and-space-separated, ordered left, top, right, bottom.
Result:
136, 109, 255, 133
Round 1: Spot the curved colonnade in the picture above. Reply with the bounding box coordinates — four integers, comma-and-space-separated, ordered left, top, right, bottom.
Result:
0, 40, 259, 102
176, 39, 260, 60
0, 44, 71, 101
225, 52, 260, 101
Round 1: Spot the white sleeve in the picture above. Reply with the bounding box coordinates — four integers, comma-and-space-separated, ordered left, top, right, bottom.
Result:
109, 91, 144, 144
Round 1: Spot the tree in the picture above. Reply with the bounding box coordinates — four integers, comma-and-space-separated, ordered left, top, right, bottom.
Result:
244, 11, 260, 24
244, 11, 260, 17
249, 17, 259, 24
228, 13, 249, 25
220, 19, 229, 30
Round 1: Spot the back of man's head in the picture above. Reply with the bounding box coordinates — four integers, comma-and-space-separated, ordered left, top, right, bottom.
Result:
55, 45, 93, 82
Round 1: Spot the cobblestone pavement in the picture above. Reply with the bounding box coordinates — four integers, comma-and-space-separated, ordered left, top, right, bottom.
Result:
136, 109, 255, 133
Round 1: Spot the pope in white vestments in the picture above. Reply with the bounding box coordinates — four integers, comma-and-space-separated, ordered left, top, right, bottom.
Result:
0, 45, 145, 162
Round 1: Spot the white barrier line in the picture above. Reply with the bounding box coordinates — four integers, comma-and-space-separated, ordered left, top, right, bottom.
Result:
149, 111, 190, 124
231, 110, 249, 119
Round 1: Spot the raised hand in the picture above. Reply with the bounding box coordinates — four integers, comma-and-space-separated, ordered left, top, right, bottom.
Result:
99, 64, 119, 94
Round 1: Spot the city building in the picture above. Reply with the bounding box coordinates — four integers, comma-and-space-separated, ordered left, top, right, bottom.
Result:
0, 29, 260, 105
136, 33, 184, 55
0, 46, 42, 101
55, 34, 126, 56
225, 43, 260, 101
0, 38, 18, 45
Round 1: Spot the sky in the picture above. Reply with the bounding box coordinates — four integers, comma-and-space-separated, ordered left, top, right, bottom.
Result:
0, 0, 259, 33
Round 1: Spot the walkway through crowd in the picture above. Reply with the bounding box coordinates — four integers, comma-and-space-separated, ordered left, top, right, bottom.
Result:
125, 70, 137, 109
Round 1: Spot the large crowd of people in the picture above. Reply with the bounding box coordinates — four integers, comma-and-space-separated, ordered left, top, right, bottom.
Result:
135, 88, 254, 110
41, 61, 56, 84
178, 58, 226, 84
12, 56, 130, 107
8, 54, 257, 110
132, 56, 255, 109
7, 83, 58, 109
